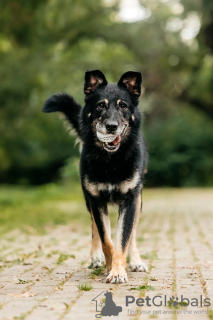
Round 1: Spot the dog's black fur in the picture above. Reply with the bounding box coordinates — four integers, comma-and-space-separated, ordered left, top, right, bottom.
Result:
42, 70, 148, 283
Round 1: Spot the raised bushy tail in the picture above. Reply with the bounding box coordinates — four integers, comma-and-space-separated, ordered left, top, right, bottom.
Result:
42, 93, 82, 138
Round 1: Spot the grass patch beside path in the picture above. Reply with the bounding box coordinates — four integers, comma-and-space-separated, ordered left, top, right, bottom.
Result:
77, 282, 93, 291
0, 183, 87, 235
0, 183, 120, 236
0, 184, 212, 237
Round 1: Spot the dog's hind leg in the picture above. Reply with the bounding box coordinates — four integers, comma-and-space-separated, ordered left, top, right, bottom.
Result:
128, 193, 148, 272
90, 214, 105, 268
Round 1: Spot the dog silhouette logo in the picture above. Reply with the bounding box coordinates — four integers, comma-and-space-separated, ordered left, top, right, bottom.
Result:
92, 291, 122, 317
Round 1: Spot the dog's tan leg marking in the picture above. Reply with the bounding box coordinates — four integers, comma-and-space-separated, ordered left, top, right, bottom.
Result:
102, 239, 115, 271
107, 249, 128, 283
106, 211, 129, 283
90, 206, 114, 271
100, 211, 115, 271
91, 214, 104, 268
128, 193, 148, 272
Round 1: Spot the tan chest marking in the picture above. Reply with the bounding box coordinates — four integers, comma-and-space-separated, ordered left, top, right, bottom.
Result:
119, 171, 140, 194
84, 176, 99, 197
84, 170, 140, 197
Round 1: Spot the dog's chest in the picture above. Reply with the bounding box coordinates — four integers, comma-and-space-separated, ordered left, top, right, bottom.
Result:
83, 170, 140, 197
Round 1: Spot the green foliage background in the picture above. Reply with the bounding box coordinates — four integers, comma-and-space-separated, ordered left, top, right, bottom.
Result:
0, 0, 212, 186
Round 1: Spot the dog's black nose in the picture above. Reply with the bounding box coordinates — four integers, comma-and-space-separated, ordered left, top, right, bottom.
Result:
106, 121, 118, 133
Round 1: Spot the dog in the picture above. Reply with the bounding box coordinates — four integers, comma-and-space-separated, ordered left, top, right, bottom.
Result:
42, 70, 148, 283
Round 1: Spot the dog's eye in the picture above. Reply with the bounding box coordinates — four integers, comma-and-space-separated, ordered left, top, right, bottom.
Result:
97, 103, 105, 110
119, 102, 127, 109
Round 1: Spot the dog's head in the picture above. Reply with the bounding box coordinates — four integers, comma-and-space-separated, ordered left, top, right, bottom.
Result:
83, 70, 142, 153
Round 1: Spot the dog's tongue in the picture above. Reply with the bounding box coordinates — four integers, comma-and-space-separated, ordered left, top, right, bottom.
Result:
112, 135, 121, 146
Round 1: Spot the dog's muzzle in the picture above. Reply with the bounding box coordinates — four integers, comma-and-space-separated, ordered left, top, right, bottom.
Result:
96, 125, 127, 152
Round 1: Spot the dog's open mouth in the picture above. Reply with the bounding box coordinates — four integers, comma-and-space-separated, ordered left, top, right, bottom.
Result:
103, 135, 121, 152
96, 125, 127, 152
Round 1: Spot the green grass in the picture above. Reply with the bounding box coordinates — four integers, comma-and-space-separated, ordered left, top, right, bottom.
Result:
16, 279, 33, 284
14, 314, 28, 320
0, 183, 119, 235
0, 183, 88, 235
129, 285, 155, 291
141, 252, 158, 260
77, 282, 93, 291
57, 254, 75, 264
89, 265, 106, 279
0, 185, 212, 238
208, 310, 213, 319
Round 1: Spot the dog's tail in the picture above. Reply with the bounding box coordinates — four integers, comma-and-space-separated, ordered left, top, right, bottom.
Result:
42, 93, 82, 138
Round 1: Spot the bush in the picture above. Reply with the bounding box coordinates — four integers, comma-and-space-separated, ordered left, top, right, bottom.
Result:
144, 103, 213, 186
60, 156, 80, 184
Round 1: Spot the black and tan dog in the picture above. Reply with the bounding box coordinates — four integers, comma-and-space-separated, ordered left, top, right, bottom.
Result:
42, 70, 148, 283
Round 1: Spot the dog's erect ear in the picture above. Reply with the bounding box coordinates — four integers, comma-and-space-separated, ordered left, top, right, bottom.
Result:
118, 71, 142, 97
84, 70, 107, 95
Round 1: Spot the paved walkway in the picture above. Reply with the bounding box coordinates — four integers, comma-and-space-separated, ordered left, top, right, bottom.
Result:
0, 189, 213, 320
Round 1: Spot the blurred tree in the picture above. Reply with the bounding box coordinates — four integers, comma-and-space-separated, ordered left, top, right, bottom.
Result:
0, 0, 212, 185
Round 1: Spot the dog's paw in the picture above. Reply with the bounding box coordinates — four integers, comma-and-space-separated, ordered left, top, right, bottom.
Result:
106, 268, 128, 283
91, 251, 105, 268
92, 259, 102, 268
129, 261, 148, 272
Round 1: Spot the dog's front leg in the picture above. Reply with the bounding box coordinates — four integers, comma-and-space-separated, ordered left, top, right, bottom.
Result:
90, 214, 104, 268
89, 199, 115, 271
128, 193, 148, 272
106, 194, 139, 284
